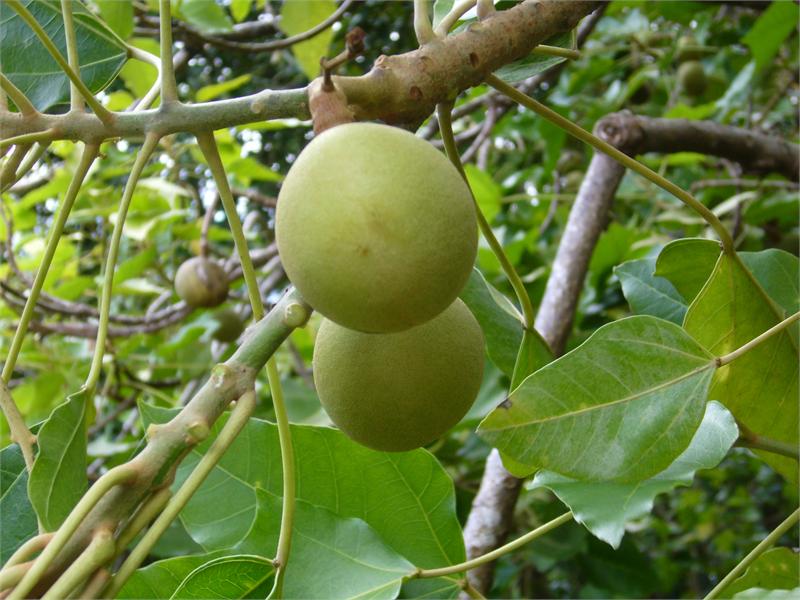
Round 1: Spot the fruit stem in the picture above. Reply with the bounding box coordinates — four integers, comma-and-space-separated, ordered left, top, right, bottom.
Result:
436, 102, 537, 331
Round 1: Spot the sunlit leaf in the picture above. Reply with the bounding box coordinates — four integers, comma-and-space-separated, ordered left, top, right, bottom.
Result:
281, 0, 337, 81
718, 548, 800, 599
28, 389, 89, 531
478, 316, 715, 482
684, 253, 798, 483
0, 0, 127, 111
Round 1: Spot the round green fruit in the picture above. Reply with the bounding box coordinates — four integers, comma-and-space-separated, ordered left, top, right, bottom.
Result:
313, 298, 484, 452
211, 307, 244, 342
174, 257, 228, 308
275, 122, 477, 333
676, 35, 703, 62
678, 60, 706, 97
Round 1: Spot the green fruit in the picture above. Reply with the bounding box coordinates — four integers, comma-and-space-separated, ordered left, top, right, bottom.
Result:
563, 170, 584, 192
211, 307, 244, 342
313, 299, 484, 452
276, 122, 477, 333
678, 61, 706, 97
556, 150, 582, 173
174, 257, 228, 308
676, 35, 703, 62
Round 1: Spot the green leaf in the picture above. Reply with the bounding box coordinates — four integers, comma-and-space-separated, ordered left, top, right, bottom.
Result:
741, 1, 798, 74
196, 74, 252, 102
459, 268, 525, 376
28, 389, 89, 531
0, 443, 39, 563
172, 555, 274, 599
739, 249, 799, 317
465, 164, 502, 224
140, 406, 465, 596
117, 551, 230, 599
655, 238, 720, 303
493, 30, 573, 83
95, 0, 133, 39
176, 0, 233, 33
478, 316, 715, 482
230, 0, 252, 23
432, 0, 455, 29
615, 257, 687, 324
684, 253, 798, 483
280, 0, 337, 81
0, 0, 127, 111
531, 401, 738, 548
239, 495, 413, 599
718, 547, 799, 599
510, 328, 553, 391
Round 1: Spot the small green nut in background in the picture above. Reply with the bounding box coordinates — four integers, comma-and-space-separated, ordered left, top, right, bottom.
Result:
676, 35, 704, 63
211, 306, 244, 343
313, 298, 484, 452
175, 256, 228, 308
678, 60, 706, 97
276, 122, 478, 334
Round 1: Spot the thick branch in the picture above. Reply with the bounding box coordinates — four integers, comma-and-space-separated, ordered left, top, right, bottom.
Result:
601, 112, 800, 180
30, 289, 308, 592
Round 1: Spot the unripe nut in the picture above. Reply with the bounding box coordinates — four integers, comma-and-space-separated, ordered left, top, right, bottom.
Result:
174, 257, 228, 308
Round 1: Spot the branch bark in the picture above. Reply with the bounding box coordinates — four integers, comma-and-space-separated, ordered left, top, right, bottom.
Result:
0, 0, 599, 142
462, 110, 799, 595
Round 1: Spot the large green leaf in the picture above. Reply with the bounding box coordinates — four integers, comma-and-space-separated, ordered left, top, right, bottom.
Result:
615, 257, 687, 324
719, 547, 800, 599
172, 555, 274, 599
280, 0, 337, 81
28, 389, 89, 531
459, 268, 527, 376
0, 443, 39, 563
140, 405, 464, 596
175, 0, 233, 33
742, 1, 799, 73
655, 238, 721, 303
478, 316, 715, 482
95, 0, 133, 39
732, 589, 800, 600
238, 495, 413, 599
684, 253, 798, 483
0, 0, 127, 111
531, 401, 738, 548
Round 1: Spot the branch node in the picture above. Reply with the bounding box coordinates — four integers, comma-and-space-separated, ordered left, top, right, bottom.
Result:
283, 302, 310, 328
185, 420, 210, 444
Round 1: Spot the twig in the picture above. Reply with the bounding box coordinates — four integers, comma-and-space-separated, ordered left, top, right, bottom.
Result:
487, 74, 736, 253
414, 512, 572, 578
704, 508, 800, 600
60, 0, 83, 112
84, 136, 159, 395
414, 0, 437, 45
2, 144, 98, 382
158, 0, 178, 103
105, 391, 256, 597
435, 0, 477, 38
717, 311, 800, 367
437, 102, 536, 330
0, 73, 37, 116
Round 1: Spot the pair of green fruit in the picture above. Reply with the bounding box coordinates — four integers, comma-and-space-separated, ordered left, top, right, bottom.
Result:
676, 35, 706, 97
276, 123, 485, 452
174, 256, 244, 342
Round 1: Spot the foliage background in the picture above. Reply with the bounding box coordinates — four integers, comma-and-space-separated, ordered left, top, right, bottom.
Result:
0, 1, 797, 598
